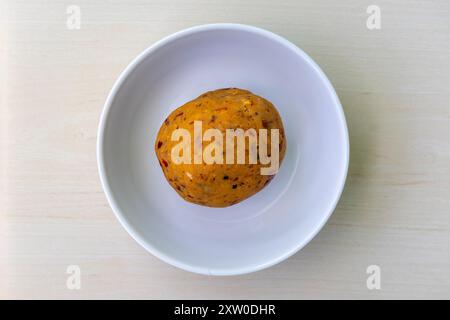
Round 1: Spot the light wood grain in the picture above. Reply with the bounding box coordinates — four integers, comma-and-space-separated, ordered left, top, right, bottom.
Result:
1, 0, 450, 299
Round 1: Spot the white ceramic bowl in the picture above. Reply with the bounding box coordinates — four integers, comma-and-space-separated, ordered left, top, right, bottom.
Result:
98, 24, 349, 275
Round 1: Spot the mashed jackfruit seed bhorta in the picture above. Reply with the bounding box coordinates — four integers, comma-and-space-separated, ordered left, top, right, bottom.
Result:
155, 88, 286, 207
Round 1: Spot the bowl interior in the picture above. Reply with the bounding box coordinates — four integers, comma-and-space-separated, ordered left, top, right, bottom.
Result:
99, 25, 348, 275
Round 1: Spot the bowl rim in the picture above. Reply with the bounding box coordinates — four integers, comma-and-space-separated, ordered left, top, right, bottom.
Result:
97, 23, 350, 276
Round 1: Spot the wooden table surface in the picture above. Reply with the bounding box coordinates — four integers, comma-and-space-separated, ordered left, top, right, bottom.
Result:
1, 0, 450, 299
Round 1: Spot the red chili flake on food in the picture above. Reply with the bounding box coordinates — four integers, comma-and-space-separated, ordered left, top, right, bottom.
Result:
174, 112, 184, 119
223, 175, 229, 180
164, 118, 170, 125
162, 159, 168, 167
157, 141, 163, 149
262, 119, 271, 128
232, 184, 237, 189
